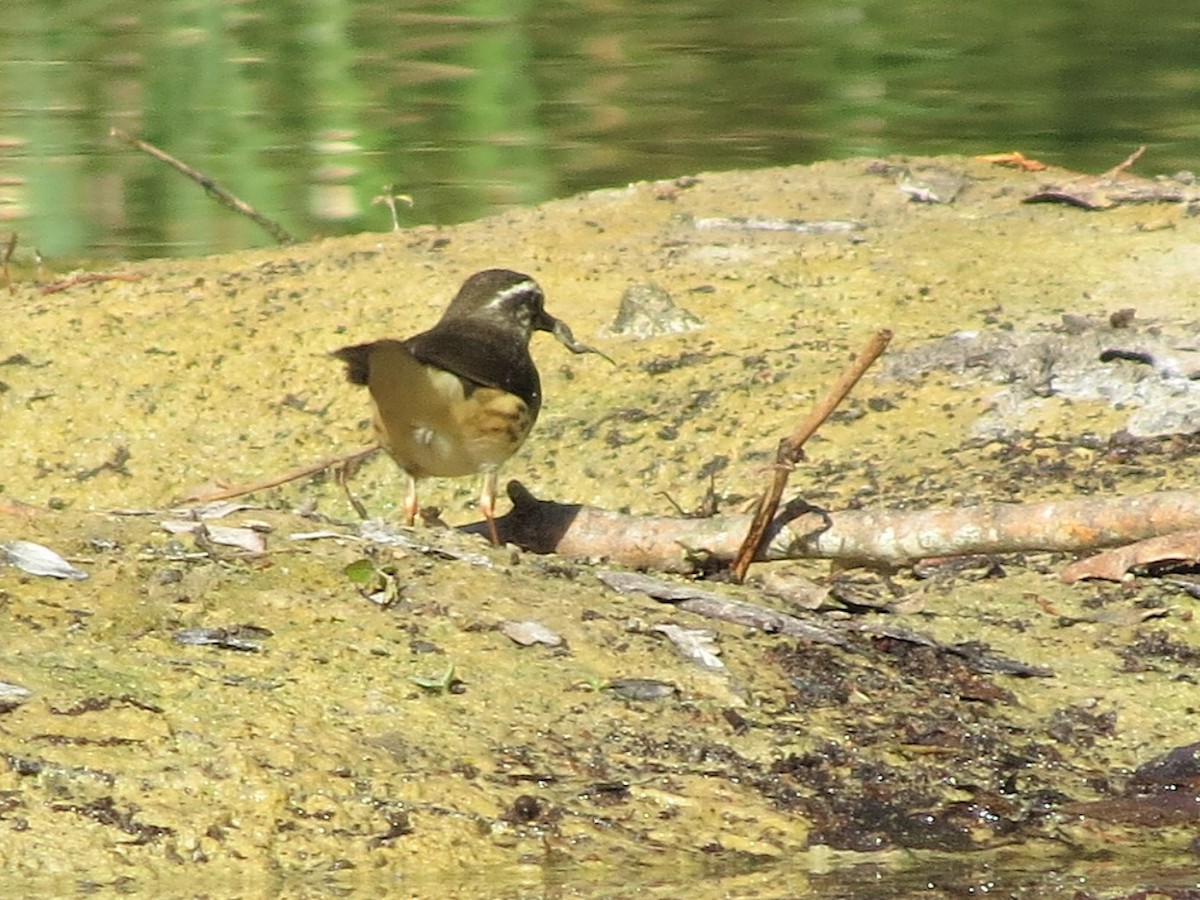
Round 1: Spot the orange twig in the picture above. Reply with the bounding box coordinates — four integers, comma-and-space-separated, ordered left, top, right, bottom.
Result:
40, 272, 144, 295
179, 444, 379, 505
729, 329, 893, 582
1105, 145, 1146, 178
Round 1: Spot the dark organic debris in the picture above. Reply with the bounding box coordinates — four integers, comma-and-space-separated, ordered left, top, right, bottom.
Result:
50, 796, 173, 844
368, 804, 414, 847
1065, 741, 1200, 827
75, 445, 132, 481
1132, 740, 1200, 788
579, 781, 632, 806
49, 694, 164, 716
31, 733, 144, 748
502, 794, 547, 824
1117, 629, 1200, 673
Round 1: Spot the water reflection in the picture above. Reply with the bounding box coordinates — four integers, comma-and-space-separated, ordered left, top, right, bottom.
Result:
0, 0, 1198, 260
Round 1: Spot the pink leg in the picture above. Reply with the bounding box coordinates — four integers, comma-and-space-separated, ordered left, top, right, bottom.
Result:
479, 471, 501, 546
404, 474, 419, 526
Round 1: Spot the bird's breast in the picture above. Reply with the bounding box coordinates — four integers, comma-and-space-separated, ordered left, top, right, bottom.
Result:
366, 348, 535, 478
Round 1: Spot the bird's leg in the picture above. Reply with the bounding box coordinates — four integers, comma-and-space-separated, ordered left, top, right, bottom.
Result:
479, 470, 501, 546
404, 473, 420, 526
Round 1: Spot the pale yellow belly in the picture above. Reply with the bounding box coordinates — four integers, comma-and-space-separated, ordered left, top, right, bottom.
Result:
365, 343, 533, 478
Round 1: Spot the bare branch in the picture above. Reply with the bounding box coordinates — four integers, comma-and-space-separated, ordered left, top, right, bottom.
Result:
110, 127, 295, 245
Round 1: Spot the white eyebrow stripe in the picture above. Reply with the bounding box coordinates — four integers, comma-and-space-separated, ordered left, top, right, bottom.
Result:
486, 280, 540, 307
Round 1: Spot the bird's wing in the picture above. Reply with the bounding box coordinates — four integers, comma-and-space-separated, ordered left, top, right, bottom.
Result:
405, 322, 542, 413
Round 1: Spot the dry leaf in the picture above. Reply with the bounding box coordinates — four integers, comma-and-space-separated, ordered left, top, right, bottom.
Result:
160, 520, 267, 553
1061, 530, 1200, 582
499, 620, 563, 647
974, 151, 1047, 171
652, 623, 724, 670
759, 568, 829, 610
2, 540, 88, 580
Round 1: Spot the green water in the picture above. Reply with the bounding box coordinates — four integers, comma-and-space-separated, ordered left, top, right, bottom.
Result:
1, 0, 1198, 259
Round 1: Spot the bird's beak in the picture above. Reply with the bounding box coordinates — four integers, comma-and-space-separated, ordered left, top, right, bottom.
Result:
538, 313, 615, 365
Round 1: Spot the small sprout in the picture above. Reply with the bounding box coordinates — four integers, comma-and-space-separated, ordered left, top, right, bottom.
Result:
372, 184, 414, 231
410, 662, 456, 692
343, 555, 403, 607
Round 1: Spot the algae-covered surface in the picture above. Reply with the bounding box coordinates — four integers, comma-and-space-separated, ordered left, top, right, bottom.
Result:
4, 156, 1200, 896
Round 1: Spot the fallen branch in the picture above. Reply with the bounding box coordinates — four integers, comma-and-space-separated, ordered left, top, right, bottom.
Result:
730, 328, 892, 582
597, 570, 1052, 677
40, 272, 144, 295
179, 444, 379, 504
109, 127, 295, 245
1060, 529, 1200, 583
1022, 145, 1195, 210
597, 569, 850, 647
487, 482, 1200, 574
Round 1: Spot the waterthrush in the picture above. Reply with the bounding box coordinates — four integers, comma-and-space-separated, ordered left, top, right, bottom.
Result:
333, 268, 605, 545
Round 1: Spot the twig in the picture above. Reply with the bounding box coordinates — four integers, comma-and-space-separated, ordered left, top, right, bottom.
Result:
1105, 145, 1146, 178
730, 329, 892, 582
178, 444, 379, 504
2, 232, 15, 293
40, 272, 144, 295
109, 127, 295, 246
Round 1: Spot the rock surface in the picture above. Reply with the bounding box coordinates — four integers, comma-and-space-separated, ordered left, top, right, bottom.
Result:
3, 156, 1200, 896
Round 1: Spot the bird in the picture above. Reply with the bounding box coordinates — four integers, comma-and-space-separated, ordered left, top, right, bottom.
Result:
333, 268, 607, 545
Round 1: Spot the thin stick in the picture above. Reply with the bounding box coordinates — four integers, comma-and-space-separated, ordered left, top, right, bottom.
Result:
1106, 145, 1146, 177
2, 232, 15, 293
40, 272, 144, 295
178, 443, 379, 504
109, 127, 296, 246
729, 329, 893, 582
